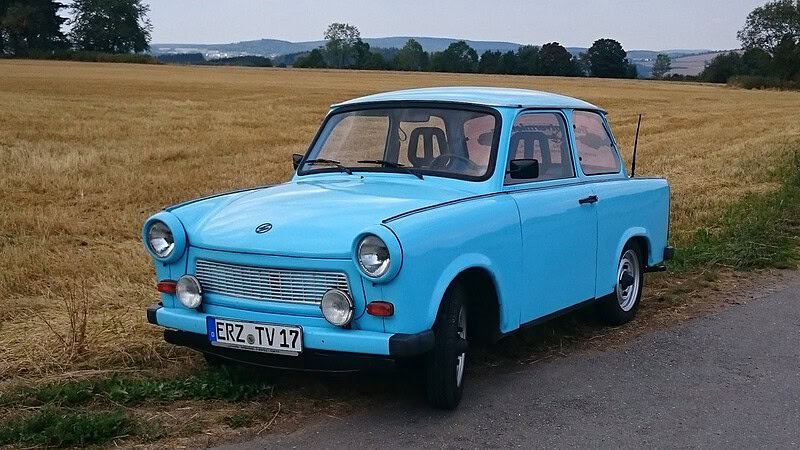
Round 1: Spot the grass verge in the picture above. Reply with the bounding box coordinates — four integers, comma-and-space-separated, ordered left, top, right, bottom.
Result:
0, 367, 275, 448
0, 409, 131, 448
671, 149, 800, 271
1, 367, 274, 408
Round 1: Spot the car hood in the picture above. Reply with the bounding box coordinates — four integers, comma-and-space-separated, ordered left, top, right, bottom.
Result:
170, 177, 470, 258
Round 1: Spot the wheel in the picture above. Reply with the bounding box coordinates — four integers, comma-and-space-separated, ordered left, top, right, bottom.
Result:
425, 283, 468, 409
599, 242, 644, 325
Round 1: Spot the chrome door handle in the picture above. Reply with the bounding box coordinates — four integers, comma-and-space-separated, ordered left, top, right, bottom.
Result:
579, 195, 598, 205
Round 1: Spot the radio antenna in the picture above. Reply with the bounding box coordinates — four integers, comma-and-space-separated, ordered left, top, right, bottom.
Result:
630, 114, 642, 178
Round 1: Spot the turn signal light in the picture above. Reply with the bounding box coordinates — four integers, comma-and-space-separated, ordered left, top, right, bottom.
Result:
156, 280, 177, 294
366, 301, 394, 317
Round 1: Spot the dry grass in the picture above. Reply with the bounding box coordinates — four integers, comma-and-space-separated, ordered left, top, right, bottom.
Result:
1, 60, 800, 383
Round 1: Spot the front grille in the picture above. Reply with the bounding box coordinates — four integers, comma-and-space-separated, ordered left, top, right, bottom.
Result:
195, 259, 350, 305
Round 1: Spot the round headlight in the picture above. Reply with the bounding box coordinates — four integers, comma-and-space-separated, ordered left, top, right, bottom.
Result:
147, 221, 174, 258
357, 235, 391, 278
176, 275, 202, 308
320, 289, 354, 327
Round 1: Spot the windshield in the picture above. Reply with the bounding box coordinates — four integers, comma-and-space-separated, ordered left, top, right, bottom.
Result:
299, 106, 499, 180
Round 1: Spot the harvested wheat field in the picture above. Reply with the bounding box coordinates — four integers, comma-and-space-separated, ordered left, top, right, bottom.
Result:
1, 59, 800, 386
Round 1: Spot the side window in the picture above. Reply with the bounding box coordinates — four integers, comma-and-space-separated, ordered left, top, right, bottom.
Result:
506, 112, 574, 184
573, 111, 621, 175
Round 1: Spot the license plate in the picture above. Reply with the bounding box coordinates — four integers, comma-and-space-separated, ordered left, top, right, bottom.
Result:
207, 317, 302, 356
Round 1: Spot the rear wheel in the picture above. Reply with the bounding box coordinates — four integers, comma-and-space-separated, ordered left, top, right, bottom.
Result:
425, 283, 468, 409
599, 242, 644, 325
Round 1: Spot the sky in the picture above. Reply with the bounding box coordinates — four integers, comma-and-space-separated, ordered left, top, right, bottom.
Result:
145, 0, 765, 50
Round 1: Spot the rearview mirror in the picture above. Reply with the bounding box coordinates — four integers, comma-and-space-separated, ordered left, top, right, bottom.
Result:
292, 153, 303, 170
400, 110, 432, 122
509, 159, 539, 179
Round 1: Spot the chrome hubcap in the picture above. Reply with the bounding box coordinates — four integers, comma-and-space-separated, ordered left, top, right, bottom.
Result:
616, 249, 640, 312
456, 306, 466, 387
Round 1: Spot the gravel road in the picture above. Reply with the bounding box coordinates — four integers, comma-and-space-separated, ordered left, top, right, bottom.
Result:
220, 274, 800, 449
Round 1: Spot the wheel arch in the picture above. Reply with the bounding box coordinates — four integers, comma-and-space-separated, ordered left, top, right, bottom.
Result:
614, 227, 652, 268
428, 259, 503, 344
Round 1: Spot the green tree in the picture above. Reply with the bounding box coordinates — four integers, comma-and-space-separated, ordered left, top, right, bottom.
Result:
430, 40, 478, 73
737, 0, 800, 54
323, 22, 360, 68
516, 45, 540, 75
651, 54, 672, 78
537, 42, 580, 76
741, 47, 774, 75
478, 50, 502, 73
70, 0, 152, 53
0, 0, 67, 56
626, 63, 639, 79
700, 52, 744, 83
500, 50, 519, 74
771, 35, 800, 79
351, 39, 386, 69
392, 39, 428, 71
294, 48, 327, 68
587, 38, 630, 78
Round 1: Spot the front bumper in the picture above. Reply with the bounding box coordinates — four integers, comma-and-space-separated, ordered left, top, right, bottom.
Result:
146, 303, 434, 361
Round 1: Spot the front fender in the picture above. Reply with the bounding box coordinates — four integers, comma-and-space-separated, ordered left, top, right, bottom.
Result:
375, 194, 523, 335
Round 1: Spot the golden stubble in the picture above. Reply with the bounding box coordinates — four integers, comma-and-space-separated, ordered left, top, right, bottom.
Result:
1, 60, 799, 381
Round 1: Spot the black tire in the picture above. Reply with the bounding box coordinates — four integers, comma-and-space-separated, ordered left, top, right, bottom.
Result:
599, 241, 644, 326
425, 282, 468, 410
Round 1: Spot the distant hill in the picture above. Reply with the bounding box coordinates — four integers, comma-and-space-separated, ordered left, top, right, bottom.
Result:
635, 51, 732, 77
152, 36, 713, 62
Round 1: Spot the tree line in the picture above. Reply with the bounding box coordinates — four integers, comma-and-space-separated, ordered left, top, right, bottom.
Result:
295, 23, 639, 79
698, 0, 799, 88
0, 0, 151, 56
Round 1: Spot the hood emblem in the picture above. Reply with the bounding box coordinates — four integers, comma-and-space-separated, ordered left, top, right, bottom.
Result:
255, 223, 273, 234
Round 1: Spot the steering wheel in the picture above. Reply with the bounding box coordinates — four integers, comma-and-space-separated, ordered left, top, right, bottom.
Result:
430, 154, 480, 172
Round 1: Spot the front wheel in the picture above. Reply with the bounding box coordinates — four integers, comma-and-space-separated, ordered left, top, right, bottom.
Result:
425, 283, 468, 409
599, 242, 644, 325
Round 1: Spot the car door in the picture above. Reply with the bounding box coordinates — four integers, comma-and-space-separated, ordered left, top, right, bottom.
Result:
503, 111, 598, 323
572, 110, 634, 298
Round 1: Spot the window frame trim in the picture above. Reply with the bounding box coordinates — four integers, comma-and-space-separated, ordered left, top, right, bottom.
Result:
502, 109, 577, 187
296, 101, 503, 183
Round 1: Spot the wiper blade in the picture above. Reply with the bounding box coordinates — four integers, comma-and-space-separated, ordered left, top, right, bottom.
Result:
304, 158, 352, 175
357, 160, 423, 180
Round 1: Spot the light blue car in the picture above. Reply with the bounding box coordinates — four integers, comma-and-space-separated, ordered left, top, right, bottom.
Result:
144, 87, 672, 409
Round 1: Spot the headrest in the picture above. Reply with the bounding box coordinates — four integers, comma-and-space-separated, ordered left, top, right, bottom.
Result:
408, 127, 448, 167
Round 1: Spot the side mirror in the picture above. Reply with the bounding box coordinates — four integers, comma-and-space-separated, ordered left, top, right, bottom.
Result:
292, 153, 303, 170
509, 159, 539, 180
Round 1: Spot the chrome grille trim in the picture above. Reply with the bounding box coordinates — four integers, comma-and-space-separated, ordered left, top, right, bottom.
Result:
195, 259, 350, 305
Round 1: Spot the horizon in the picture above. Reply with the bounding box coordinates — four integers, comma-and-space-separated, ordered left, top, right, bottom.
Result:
151, 34, 725, 53
145, 0, 765, 51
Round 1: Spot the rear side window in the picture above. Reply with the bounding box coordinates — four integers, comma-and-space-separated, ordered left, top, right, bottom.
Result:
505, 112, 574, 184
573, 111, 621, 175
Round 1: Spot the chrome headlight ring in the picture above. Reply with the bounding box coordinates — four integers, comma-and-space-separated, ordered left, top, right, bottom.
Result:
142, 212, 187, 263
357, 235, 391, 278
176, 275, 203, 309
352, 227, 403, 283
147, 221, 174, 258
